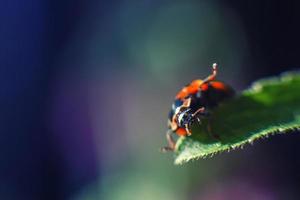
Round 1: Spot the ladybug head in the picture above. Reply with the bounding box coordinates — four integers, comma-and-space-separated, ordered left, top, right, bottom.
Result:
175, 106, 206, 131
177, 108, 196, 128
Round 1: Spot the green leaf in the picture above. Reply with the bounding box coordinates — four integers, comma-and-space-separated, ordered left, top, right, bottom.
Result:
174, 72, 300, 165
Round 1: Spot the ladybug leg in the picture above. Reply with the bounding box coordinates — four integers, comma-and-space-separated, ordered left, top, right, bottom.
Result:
161, 129, 176, 152
185, 124, 192, 136
192, 107, 205, 117
203, 63, 218, 84
192, 107, 206, 125
169, 119, 178, 132
182, 97, 191, 108
166, 129, 176, 149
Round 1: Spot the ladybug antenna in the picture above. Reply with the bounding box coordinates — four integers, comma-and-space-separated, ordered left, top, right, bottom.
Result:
203, 63, 218, 83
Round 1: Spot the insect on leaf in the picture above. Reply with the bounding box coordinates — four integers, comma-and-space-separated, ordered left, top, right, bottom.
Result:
174, 72, 300, 165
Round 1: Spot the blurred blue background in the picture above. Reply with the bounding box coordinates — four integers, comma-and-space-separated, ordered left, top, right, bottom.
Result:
1, 0, 300, 199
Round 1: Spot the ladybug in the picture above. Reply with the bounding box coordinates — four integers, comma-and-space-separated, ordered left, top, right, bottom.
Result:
162, 63, 235, 152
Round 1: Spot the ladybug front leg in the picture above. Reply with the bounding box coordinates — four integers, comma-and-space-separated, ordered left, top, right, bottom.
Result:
192, 107, 205, 117
161, 129, 176, 152
192, 107, 207, 125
